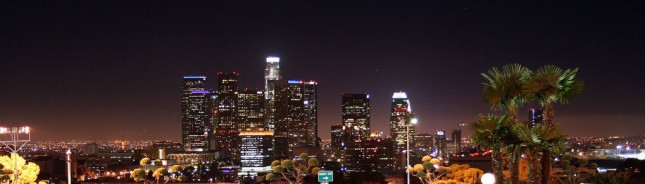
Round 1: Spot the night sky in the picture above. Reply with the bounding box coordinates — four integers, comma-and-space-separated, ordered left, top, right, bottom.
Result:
2, 1, 644, 141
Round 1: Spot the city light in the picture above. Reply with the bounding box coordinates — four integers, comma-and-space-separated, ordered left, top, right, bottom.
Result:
481, 173, 495, 184
266, 56, 280, 63
392, 92, 408, 99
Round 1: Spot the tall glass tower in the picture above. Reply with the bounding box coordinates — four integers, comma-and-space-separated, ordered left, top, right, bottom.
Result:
342, 94, 371, 140
181, 76, 212, 152
264, 56, 281, 130
215, 72, 240, 161
389, 92, 415, 171
273, 80, 318, 159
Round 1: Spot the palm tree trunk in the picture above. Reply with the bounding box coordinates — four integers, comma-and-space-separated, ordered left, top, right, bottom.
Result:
541, 151, 552, 184
542, 103, 554, 184
492, 150, 504, 184
527, 150, 542, 184
509, 151, 520, 184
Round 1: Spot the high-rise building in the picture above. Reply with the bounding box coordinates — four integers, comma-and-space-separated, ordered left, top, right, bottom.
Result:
529, 108, 544, 127
435, 130, 447, 159
389, 92, 415, 171
216, 72, 239, 130
181, 76, 213, 152
237, 89, 265, 131
451, 129, 462, 153
331, 125, 346, 149
342, 94, 370, 140
274, 80, 318, 159
345, 136, 395, 174
264, 56, 282, 130
414, 133, 434, 157
304, 81, 318, 147
215, 72, 240, 161
239, 130, 274, 177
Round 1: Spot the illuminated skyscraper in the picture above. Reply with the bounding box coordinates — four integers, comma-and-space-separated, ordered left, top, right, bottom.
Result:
237, 89, 265, 131
435, 130, 447, 159
274, 80, 318, 159
239, 130, 274, 177
303, 81, 318, 147
345, 136, 395, 174
414, 133, 434, 157
330, 125, 345, 149
215, 72, 240, 161
389, 91, 415, 171
342, 94, 370, 140
529, 108, 544, 127
451, 129, 462, 153
264, 56, 282, 130
181, 76, 213, 152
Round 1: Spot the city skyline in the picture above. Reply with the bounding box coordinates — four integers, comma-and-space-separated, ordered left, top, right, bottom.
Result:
2, 1, 644, 141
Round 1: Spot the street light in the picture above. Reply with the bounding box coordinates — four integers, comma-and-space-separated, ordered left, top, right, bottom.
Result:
67, 149, 72, 184
481, 173, 495, 184
406, 118, 418, 184
0, 126, 31, 184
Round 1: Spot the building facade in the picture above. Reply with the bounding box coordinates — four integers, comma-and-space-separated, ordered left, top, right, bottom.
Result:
389, 92, 415, 171
274, 80, 318, 159
529, 108, 544, 127
341, 94, 370, 140
239, 130, 274, 177
237, 89, 266, 131
181, 76, 213, 152
264, 56, 281, 130
215, 72, 240, 161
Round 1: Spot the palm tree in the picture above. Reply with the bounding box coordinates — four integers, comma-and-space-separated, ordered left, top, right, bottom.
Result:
523, 65, 584, 125
471, 114, 510, 184
481, 63, 533, 120
523, 65, 583, 184
513, 123, 567, 184
481, 63, 531, 184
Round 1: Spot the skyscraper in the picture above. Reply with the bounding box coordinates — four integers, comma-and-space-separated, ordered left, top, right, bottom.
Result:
215, 72, 240, 161
304, 81, 318, 147
181, 76, 213, 152
264, 56, 281, 130
389, 92, 415, 171
529, 108, 544, 127
239, 130, 274, 177
273, 80, 318, 159
414, 133, 434, 157
330, 125, 345, 149
342, 94, 370, 140
451, 129, 462, 153
435, 130, 447, 159
237, 89, 265, 131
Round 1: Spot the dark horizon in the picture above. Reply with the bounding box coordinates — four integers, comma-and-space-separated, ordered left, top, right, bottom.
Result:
2, 1, 644, 141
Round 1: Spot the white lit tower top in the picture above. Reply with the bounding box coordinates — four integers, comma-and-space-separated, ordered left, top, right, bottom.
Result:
265, 56, 282, 100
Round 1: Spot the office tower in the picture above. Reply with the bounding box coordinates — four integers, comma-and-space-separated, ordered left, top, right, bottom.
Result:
389, 92, 415, 171
451, 129, 462, 153
304, 81, 318, 147
264, 56, 282, 130
414, 133, 434, 157
237, 89, 266, 131
341, 94, 370, 140
215, 72, 240, 161
239, 130, 274, 177
435, 130, 447, 159
181, 76, 213, 152
345, 137, 395, 174
529, 108, 544, 127
331, 125, 345, 149
274, 80, 318, 159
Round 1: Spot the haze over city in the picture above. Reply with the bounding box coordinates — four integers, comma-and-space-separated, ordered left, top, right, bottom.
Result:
2, 1, 644, 141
